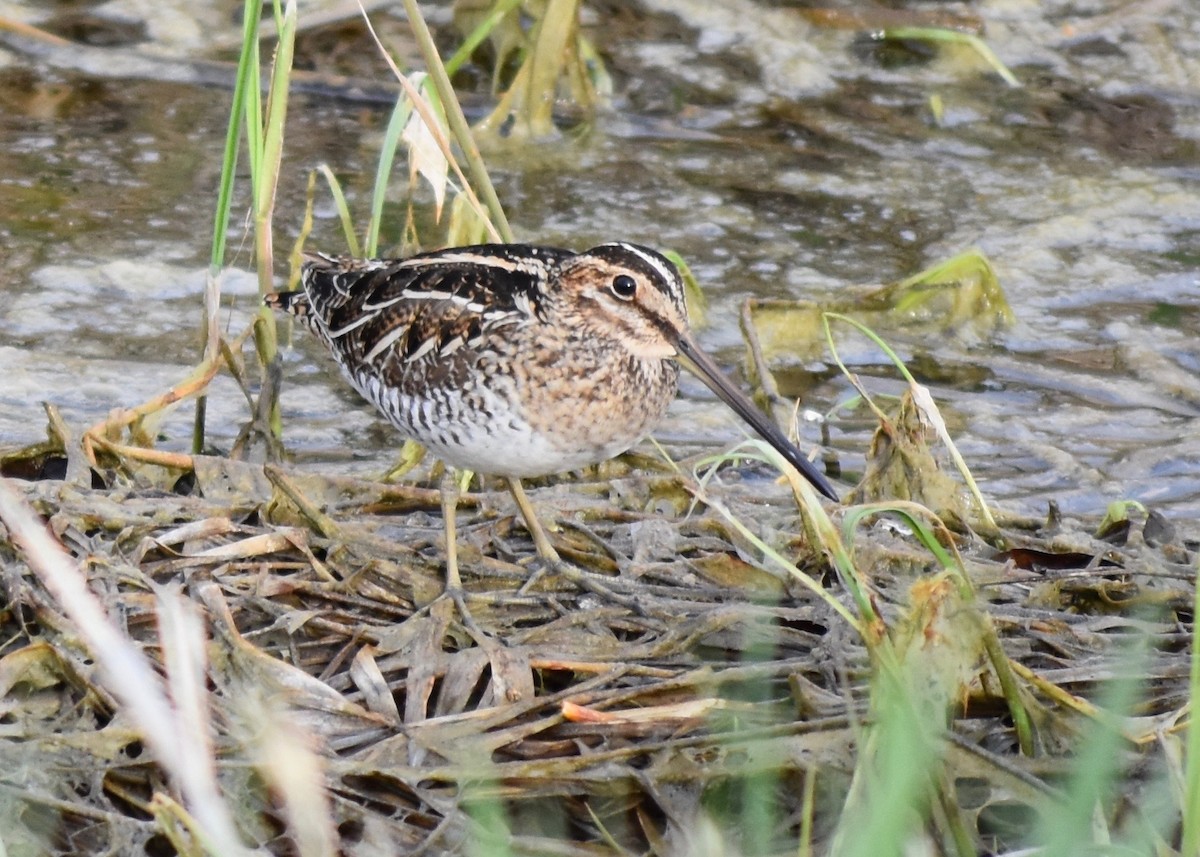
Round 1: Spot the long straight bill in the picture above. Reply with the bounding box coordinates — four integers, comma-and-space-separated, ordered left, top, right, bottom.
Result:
674, 332, 839, 502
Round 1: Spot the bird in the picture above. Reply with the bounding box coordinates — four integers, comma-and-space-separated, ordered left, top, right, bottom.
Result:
265, 241, 838, 597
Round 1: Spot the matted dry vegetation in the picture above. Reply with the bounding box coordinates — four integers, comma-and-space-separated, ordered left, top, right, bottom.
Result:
1, 423, 1195, 855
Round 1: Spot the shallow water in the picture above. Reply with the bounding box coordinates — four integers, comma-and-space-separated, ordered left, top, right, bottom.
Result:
1, 0, 1197, 517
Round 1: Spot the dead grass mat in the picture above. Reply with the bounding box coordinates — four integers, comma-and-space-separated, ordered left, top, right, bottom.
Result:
0, 455, 1195, 854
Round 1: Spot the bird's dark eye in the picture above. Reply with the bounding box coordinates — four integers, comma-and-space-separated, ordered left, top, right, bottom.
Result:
611, 274, 637, 299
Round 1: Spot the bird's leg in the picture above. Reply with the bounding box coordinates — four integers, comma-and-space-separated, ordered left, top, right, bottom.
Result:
503, 476, 563, 566
503, 476, 643, 610
439, 468, 494, 639
435, 473, 554, 636
440, 468, 464, 591
504, 476, 566, 598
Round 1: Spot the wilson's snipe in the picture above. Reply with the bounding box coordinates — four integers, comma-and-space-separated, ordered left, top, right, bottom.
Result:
266, 242, 838, 593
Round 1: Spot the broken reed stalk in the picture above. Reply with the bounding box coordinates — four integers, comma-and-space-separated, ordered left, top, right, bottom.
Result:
248, 0, 297, 442
192, 0, 296, 455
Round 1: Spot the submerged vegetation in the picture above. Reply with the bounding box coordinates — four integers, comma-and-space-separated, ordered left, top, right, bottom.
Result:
0, 2, 1196, 856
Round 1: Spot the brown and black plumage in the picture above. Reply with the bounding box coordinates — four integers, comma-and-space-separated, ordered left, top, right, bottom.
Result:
267, 241, 837, 499
267, 241, 837, 594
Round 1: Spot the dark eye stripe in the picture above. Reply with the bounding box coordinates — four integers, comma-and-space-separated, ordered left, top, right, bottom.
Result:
582, 243, 685, 313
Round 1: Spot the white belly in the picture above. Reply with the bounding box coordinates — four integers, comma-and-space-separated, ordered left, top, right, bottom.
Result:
354, 372, 650, 477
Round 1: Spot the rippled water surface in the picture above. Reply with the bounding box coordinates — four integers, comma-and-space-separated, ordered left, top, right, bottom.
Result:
1, 0, 1197, 517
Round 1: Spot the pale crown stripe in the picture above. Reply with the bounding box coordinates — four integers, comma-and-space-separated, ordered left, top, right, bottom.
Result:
613, 242, 678, 287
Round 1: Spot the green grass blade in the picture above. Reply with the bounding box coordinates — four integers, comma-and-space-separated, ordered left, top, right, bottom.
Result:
883, 26, 1020, 88
315, 165, 361, 258
443, 0, 522, 78
823, 311, 999, 535
841, 501, 1034, 754
365, 90, 416, 257
209, 0, 262, 271
578, 34, 613, 100
835, 664, 941, 857
672, 439, 868, 636
243, 35, 264, 209
250, 0, 296, 445
254, 0, 297, 284
1035, 642, 1147, 855
195, 0, 265, 454
663, 250, 707, 329
841, 503, 959, 573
